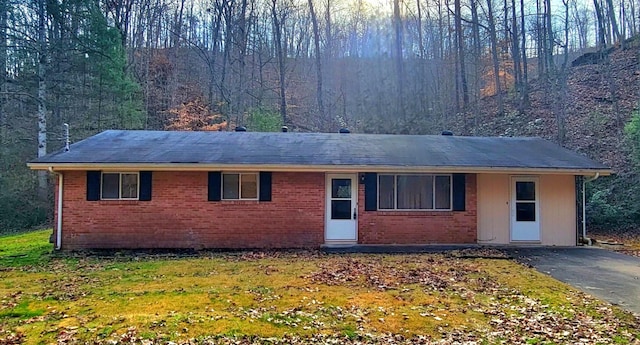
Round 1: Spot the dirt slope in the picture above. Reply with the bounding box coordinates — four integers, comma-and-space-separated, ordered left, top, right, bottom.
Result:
453, 46, 640, 174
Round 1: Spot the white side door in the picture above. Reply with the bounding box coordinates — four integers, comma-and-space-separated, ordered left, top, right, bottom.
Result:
510, 177, 541, 242
325, 174, 358, 243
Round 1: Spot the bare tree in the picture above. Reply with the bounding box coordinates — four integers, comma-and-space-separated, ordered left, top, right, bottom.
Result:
37, 0, 48, 199
308, 0, 326, 122
393, 0, 406, 119
486, 0, 504, 114
605, 0, 621, 44
271, 0, 288, 125
520, 0, 528, 105
454, 0, 468, 111
0, 0, 6, 149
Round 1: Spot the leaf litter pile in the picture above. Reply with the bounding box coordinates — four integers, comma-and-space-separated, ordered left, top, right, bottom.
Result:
1, 249, 639, 344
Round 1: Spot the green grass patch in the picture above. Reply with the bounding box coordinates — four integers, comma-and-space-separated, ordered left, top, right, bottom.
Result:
0, 300, 44, 319
0, 229, 52, 267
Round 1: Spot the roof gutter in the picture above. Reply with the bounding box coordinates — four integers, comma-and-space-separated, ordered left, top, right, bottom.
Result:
582, 172, 601, 244
26, 162, 613, 176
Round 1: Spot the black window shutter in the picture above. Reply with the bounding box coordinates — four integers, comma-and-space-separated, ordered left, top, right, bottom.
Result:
364, 172, 378, 211
452, 173, 466, 211
139, 171, 153, 201
208, 172, 222, 201
259, 172, 272, 201
86, 171, 101, 201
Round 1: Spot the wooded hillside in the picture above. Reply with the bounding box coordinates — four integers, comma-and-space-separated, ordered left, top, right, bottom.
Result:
1, 0, 638, 232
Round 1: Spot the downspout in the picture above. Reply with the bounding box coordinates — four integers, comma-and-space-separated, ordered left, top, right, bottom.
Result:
48, 167, 63, 250
582, 172, 600, 244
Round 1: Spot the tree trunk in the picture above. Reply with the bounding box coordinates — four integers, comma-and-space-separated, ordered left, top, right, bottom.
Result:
308, 0, 326, 122
37, 0, 48, 200
486, 0, 503, 114
235, 0, 249, 125
0, 0, 6, 150
554, 0, 572, 145
594, 0, 607, 49
545, 0, 554, 76
324, 0, 333, 59
605, 0, 621, 44
470, 0, 482, 131
520, 0, 529, 106
511, 0, 521, 99
536, 0, 545, 76
454, 0, 468, 110
271, 0, 287, 125
393, 0, 405, 119
416, 0, 425, 59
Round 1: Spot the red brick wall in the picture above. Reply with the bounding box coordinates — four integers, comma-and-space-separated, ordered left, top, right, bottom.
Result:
55, 171, 325, 250
54, 171, 477, 250
358, 174, 478, 244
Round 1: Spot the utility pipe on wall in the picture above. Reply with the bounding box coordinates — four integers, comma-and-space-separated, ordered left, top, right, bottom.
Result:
49, 167, 63, 250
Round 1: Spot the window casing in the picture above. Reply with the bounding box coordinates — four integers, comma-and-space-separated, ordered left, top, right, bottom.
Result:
222, 173, 258, 200
101, 172, 139, 200
378, 174, 452, 210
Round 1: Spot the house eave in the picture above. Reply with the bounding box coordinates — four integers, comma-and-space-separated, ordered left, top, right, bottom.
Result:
27, 162, 613, 176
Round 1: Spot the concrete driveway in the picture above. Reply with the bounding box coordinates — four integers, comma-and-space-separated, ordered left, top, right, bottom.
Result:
506, 247, 640, 315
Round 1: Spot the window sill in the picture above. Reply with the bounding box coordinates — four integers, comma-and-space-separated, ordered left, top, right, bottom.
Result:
97, 200, 140, 205
372, 210, 454, 216
220, 200, 260, 204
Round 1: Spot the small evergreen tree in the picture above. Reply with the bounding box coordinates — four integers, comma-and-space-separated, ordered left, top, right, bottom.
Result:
246, 108, 282, 132
84, 3, 144, 130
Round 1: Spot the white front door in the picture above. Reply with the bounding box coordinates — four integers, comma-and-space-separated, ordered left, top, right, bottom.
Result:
510, 177, 541, 242
325, 174, 358, 243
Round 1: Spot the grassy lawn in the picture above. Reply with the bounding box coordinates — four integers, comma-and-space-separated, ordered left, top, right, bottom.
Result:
1, 231, 639, 344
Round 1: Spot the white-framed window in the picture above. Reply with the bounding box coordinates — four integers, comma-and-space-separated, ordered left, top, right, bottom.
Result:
378, 174, 452, 210
222, 173, 258, 200
101, 172, 139, 200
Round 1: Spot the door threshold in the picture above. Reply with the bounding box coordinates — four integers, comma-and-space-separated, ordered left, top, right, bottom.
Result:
323, 241, 358, 247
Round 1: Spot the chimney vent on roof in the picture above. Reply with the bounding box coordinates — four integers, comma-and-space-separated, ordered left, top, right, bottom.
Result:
235, 126, 247, 132
281, 126, 288, 132
339, 128, 350, 134
441, 130, 453, 136
63, 123, 70, 152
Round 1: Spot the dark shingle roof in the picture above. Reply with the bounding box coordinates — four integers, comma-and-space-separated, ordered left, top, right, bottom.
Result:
29, 130, 610, 172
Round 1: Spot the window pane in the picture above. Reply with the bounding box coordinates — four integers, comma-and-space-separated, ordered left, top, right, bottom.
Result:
331, 200, 351, 219
241, 174, 258, 199
516, 202, 536, 221
435, 175, 451, 209
223, 174, 240, 199
121, 174, 138, 199
516, 181, 536, 201
378, 175, 395, 209
397, 175, 432, 209
331, 179, 351, 198
101, 173, 119, 199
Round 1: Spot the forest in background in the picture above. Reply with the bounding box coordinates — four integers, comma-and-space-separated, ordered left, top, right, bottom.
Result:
1, 0, 639, 233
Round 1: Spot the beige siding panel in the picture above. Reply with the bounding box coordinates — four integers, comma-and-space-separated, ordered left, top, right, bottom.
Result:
540, 175, 577, 246
478, 174, 576, 246
477, 174, 510, 244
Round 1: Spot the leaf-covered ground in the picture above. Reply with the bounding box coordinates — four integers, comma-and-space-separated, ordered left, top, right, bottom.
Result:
1, 231, 639, 344
590, 228, 640, 258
